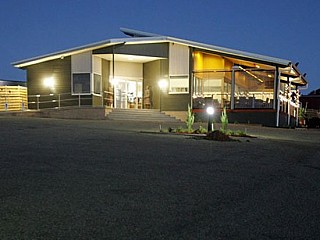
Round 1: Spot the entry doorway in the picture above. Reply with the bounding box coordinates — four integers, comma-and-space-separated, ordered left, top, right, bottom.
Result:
114, 79, 142, 109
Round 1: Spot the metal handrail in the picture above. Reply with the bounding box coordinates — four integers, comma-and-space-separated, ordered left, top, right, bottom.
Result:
28, 92, 102, 110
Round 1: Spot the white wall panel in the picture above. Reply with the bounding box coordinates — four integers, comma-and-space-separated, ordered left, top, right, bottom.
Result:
93, 56, 102, 74
110, 61, 143, 79
169, 43, 189, 76
71, 51, 92, 73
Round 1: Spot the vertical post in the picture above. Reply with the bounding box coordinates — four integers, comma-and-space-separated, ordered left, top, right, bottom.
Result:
159, 88, 162, 112
36, 95, 40, 110
287, 77, 291, 126
5, 87, 8, 111
21, 89, 24, 111
274, 67, 280, 127
206, 106, 214, 133
190, 48, 194, 109
295, 105, 299, 127
296, 89, 300, 127
58, 94, 61, 109
231, 66, 237, 110
78, 94, 81, 107
112, 46, 115, 108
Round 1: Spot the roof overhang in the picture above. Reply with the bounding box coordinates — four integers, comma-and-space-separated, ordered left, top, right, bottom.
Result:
12, 37, 170, 68
12, 28, 306, 87
12, 40, 116, 68
280, 64, 308, 86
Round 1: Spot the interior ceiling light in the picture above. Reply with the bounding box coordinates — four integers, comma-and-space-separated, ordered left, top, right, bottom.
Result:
239, 66, 264, 83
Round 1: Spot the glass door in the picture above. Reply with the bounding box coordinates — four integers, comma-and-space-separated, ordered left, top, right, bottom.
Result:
114, 79, 142, 109
115, 80, 127, 108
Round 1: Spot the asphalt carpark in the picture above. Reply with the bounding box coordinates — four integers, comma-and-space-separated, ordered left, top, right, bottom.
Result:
0, 116, 320, 239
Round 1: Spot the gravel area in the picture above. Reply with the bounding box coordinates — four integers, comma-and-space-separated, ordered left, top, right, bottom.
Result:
0, 116, 320, 239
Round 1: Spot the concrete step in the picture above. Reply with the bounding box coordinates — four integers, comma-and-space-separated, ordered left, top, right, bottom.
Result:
106, 109, 181, 122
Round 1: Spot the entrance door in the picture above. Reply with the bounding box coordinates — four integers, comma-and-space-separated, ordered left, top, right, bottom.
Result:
114, 79, 142, 109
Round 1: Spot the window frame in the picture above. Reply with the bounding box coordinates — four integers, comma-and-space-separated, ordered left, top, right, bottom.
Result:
93, 73, 102, 96
72, 73, 91, 95
168, 75, 189, 94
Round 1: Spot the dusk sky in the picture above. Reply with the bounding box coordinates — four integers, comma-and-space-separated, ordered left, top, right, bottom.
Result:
1, 0, 319, 93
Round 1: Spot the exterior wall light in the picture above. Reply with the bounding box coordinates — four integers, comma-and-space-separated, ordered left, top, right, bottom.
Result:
158, 79, 168, 112
206, 106, 214, 132
158, 79, 168, 90
43, 77, 55, 89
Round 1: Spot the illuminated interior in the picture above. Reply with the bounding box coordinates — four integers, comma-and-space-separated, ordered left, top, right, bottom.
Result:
193, 51, 276, 109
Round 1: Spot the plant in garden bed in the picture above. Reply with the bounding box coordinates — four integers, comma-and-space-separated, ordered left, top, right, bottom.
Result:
193, 125, 207, 134
220, 107, 228, 133
185, 104, 195, 133
168, 105, 253, 140
205, 108, 253, 140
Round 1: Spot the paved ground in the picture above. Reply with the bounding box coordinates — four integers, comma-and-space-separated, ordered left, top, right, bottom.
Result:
0, 116, 320, 239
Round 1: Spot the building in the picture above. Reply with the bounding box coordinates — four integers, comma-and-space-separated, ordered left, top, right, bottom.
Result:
300, 89, 320, 110
12, 28, 307, 126
300, 89, 320, 128
0, 80, 27, 111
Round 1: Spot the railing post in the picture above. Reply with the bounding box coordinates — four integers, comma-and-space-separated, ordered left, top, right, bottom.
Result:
231, 66, 238, 110
36, 94, 40, 110
58, 94, 61, 109
78, 94, 81, 107
4, 94, 8, 111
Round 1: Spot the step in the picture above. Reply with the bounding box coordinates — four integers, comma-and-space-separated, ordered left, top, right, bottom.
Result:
106, 109, 181, 122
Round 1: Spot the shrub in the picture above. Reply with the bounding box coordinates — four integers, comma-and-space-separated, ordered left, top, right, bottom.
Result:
220, 107, 228, 133
198, 125, 207, 134
185, 104, 195, 133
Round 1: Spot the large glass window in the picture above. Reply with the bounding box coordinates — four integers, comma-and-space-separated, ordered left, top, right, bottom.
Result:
234, 69, 275, 108
72, 73, 90, 94
193, 71, 231, 109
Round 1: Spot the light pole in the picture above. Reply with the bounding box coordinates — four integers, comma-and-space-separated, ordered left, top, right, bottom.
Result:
158, 79, 168, 112
206, 106, 214, 132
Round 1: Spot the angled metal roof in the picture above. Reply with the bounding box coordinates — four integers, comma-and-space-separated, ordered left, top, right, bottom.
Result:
12, 27, 292, 69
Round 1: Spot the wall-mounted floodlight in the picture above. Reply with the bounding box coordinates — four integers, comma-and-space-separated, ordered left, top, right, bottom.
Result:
43, 77, 55, 89
158, 79, 168, 90
158, 79, 168, 112
206, 106, 214, 132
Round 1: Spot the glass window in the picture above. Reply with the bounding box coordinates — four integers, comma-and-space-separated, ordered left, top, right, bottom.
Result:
193, 71, 231, 109
234, 69, 275, 109
94, 74, 102, 95
73, 73, 90, 94
169, 76, 189, 94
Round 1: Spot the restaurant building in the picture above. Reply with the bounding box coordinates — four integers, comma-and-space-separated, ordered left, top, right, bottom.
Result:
13, 28, 307, 126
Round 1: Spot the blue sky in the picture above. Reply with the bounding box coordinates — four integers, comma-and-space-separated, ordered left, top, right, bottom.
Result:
1, 0, 319, 93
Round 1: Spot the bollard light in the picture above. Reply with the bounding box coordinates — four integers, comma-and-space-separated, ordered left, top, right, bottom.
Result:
206, 106, 214, 115
206, 106, 214, 132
